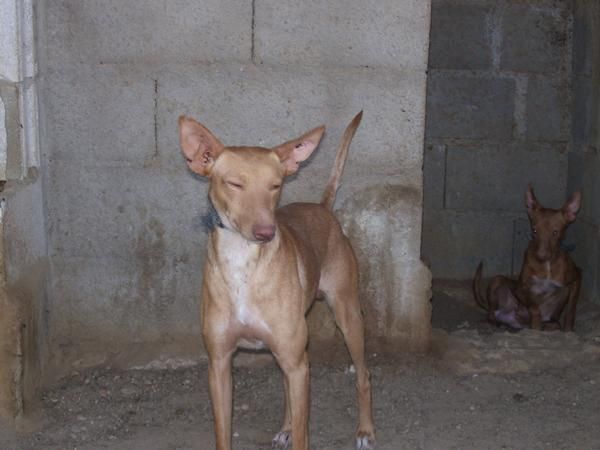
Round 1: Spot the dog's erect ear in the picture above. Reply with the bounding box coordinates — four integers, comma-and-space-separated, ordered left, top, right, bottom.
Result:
178, 116, 224, 176
525, 184, 540, 213
563, 191, 582, 222
273, 125, 325, 176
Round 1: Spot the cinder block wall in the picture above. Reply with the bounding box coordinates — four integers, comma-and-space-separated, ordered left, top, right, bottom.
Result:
422, 0, 573, 280
568, 0, 600, 303
38, 1, 432, 378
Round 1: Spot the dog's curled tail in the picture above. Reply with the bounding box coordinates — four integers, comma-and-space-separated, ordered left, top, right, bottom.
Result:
473, 261, 489, 311
321, 111, 363, 210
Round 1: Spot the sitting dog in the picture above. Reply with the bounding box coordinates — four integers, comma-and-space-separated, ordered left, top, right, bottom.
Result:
473, 185, 582, 331
178, 112, 375, 450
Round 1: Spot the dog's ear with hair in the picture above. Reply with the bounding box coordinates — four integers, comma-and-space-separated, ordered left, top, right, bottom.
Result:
526, 184, 540, 214
273, 126, 325, 176
178, 116, 224, 176
563, 191, 582, 223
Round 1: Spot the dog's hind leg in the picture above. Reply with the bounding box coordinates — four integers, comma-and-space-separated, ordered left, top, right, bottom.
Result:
322, 251, 375, 450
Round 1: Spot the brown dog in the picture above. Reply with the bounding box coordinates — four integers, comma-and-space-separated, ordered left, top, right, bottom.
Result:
473, 185, 582, 331
178, 112, 375, 450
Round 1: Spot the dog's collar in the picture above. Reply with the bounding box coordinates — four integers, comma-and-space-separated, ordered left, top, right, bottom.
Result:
201, 199, 225, 232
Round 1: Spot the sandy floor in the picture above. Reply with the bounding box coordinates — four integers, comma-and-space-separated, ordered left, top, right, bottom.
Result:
2, 282, 600, 450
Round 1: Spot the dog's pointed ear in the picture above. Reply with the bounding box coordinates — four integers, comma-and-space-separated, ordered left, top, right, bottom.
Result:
273, 126, 325, 176
526, 184, 540, 213
178, 116, 224, 176
563, 191, 582, 222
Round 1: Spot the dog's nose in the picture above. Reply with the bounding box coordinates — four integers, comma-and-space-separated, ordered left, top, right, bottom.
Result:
252, 224, 276, 242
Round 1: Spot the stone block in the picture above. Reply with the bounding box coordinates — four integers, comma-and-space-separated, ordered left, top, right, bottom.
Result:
44, 65, 156, 164
0, 84, 21, 179
426, 73, 515, 140
526, 76, 569, 141
45, 0, 252, 65
500, 5, 567, 73
511, 218, 530, 276
255, 0, 431, 71
444, 143, 567, 212
158, 63, 428, 202
338, 184, 431, 350
571, 75, 593, 145
573, 0, 593, 76
423, 143, 445, 210
46, 163, 208, 262
569, 219, 599, 303
429, 3, 491, 70
50, 253, 201, 350
421, 210, 514, 280
0, 0, 20, 82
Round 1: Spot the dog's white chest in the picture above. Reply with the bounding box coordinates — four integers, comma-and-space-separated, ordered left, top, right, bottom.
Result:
216, 231, 270, 334
530, 275, 563, 296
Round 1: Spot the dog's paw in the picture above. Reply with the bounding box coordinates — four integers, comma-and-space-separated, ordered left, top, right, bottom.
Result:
356, 430, 375, 450
272, 430, 291, 449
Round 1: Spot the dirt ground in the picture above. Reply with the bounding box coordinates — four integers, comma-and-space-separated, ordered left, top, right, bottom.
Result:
2, 281, 600, 450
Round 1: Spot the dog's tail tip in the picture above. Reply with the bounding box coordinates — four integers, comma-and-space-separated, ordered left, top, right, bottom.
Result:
321, 111, 363, 210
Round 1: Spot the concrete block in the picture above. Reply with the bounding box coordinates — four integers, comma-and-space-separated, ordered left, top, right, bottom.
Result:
511, 218, 530, 276
1, 179, 48, 416
46, 163, 208, 262
576, 151, 600, 226
255, 0, 431, 71
0, 0, 20, 82
426, 73, 515, 140
44, 65, 155, 164
45, 0, 252, 65
571, 75, 593, 145
500, 5, 567, 73
444, 143, 567, 212
338, 184, 431, 349
569, 219, 599, 303
158, 63, 428, 202
429, 3, 491, 70
421, 210, 514, 280
0, 95, 5, 180
423, 143, 445, 210
0, 84, 22, 179
573, 0, 593, 76
50, 253, 201, 350
526, 76, 569, 141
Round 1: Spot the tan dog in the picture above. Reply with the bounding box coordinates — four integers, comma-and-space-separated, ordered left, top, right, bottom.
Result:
178, 112, 375, 450
474, 185, 582, 331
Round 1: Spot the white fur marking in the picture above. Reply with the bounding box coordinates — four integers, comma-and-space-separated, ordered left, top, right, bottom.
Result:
216, 229, 270, 334
531, 275, 563, 296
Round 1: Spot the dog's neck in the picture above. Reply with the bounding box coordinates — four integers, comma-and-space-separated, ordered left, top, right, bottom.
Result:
209, 222, 281, 264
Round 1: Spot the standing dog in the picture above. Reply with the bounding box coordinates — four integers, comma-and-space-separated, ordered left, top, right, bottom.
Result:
473, 185, 582, 331
178, 112, 375, 450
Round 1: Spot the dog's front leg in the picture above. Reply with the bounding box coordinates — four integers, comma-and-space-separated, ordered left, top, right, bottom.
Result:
277, 351, 310, 450
208, 352, 234, 450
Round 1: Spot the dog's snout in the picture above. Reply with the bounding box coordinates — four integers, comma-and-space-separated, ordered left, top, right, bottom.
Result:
252, 224, 276, 242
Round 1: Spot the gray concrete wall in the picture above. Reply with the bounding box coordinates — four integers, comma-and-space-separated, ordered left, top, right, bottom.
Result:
39, 0, 432, 377
0, 0, 48, 419
422, 0, 573, 280
568, 0, 600, 303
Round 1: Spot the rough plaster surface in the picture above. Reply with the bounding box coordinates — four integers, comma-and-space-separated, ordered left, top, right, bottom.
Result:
40, 0, 433, 377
